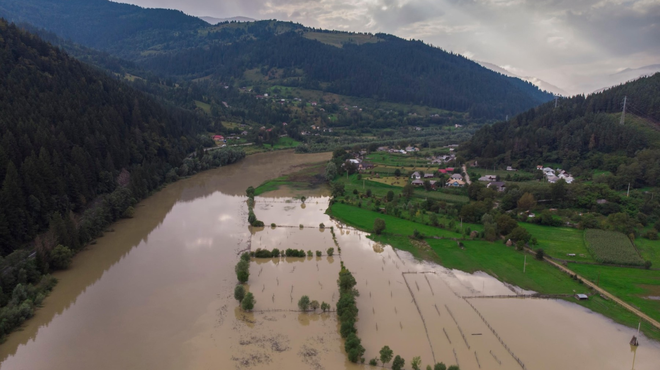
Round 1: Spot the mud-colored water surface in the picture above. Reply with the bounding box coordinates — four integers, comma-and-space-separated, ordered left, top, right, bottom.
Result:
1, 149, 659, 370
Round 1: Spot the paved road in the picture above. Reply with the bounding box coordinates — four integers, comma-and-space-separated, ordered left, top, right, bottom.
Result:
528, 248, 660, 331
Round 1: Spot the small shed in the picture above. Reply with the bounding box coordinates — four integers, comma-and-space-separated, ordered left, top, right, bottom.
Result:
575, 294, 589, 300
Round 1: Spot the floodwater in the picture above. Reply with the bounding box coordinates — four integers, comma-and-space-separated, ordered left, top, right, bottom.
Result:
1, 149, 660, 370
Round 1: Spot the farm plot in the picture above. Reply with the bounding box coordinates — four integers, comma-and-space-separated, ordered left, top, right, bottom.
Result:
584, 229, 644, 265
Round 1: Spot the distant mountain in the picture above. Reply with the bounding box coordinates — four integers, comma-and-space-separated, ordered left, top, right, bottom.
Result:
200, 16, 256, 25
477, 61, 568, 97
0, 0, 554, 119
590, 64, 660, 94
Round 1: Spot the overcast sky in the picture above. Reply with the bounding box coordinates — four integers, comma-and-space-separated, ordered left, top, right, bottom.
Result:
119, 0, 659, 95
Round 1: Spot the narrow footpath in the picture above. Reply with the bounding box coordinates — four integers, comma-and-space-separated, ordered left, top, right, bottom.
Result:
462, 164, 471, 184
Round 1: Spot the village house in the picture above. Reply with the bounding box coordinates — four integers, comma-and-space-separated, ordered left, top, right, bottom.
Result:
506, 166, 516, 171
438, 167, 455, 174
423, 173, 435, 179
478, 175, 498, 182
213, 135, 225, 142
450, 173, 463, 181
487, 181, 506, 192
410, 171, 422, 180
446, 179, 466, 187
411, 179, 424, 187
358, 162, 375, 171
241, 131, 248, 136
405, 146, 419, 152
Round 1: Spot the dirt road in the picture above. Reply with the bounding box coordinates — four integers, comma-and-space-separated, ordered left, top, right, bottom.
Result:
534, 250, 660, 330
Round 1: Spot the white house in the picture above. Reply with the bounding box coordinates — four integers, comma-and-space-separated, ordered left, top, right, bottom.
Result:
450, 173, 463, 181
411, 171, 421, 180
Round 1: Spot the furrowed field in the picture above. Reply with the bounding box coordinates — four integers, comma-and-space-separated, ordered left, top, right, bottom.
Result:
584, 229, 644, 266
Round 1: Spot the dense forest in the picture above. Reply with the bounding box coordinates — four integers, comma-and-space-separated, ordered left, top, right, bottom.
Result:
0, 0, 554, 119
0, 20, 245, 339
462, 73, 660, 189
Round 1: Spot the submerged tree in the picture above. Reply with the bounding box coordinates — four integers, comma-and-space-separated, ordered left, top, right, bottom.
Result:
234, 285, 245, 302
298, 295, 310, 311
379, 345, 393, 365
241, 292, 255, 311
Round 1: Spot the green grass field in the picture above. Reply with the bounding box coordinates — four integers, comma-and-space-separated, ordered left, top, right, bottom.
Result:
265, 136, 301, 150
584, 229, 644, 265
637, 238, 660, 267
569, 263, 660, 324
194, 100, 211, 114
520, 223, 594, 262
330, 202, 462, 239
429, 239, 587, 295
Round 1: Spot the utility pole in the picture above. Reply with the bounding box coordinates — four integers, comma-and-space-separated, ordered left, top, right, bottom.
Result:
554, 96, 558, 108
627, 182, 631, 197
620, 96, 627, 124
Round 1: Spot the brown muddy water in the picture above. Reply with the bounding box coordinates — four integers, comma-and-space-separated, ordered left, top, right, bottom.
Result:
1, 150, 659, 370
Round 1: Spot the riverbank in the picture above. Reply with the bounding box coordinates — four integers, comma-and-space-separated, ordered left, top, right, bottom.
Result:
328, 201, 660, 342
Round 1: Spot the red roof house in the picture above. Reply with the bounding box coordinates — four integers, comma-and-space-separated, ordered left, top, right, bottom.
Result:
213, 135, 225, 141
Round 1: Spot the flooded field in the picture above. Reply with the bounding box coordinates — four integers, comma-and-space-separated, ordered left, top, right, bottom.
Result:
1, 150, 659, 370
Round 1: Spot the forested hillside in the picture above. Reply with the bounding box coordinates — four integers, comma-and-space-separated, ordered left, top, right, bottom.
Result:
0, 20, 245, 339
463, 73, 660, 189
0, 0, 554, 119
0, 19, 244, 255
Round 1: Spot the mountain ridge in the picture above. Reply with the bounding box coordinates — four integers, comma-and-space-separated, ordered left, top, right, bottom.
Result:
0, 0, 554, 119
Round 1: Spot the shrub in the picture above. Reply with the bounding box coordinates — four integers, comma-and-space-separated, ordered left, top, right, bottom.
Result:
240, 252, 250, 262
373, 218, 386, 235
254, 249, 273, 258
234, 285, 245, 302
272, 248, 280, 257
340, 319, 356, 338
327, 248, 334, 256
536, 248, 545, 260
320, 223, 325, 229
392, 355, 405, 370
321, 302, 330, 312
235, 260, 250, 283
380, 345, 393, 365
271, 223, 276, 228
369, 358, 378, 366
310, 300, 320, 311
645, 260, 653, 269
50, 245, 73, 270
241, 292, 255, 311
307, 250, 313, 257
298, 295, 310, 311
316, 250, 322, 257
434, 363, 447, 370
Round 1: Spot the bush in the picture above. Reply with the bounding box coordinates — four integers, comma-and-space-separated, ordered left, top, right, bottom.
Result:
241, 292, 255, 311
310, 300, 319, 311
298, 295, 310, 311
50, 245, 74, 270
235, 260, 250, 283
272, 248, 280, 257
320, 223, 325, 229
254, 249, 273, 258
327, 248, 334, 256
645, 260, 653, 269
373, 218, 386, 235
392, 355, 405, 370
240, 252, 250, 262
234, 285, 245, 302
380, 345, 393, 365
271, 223, 276, 228
536, 248, 545, 260
307, 250, 313, 257
340, 319, 356, 338
316, 250, 322, 257
321, 302, 330, 312
369, 358, 378, 366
